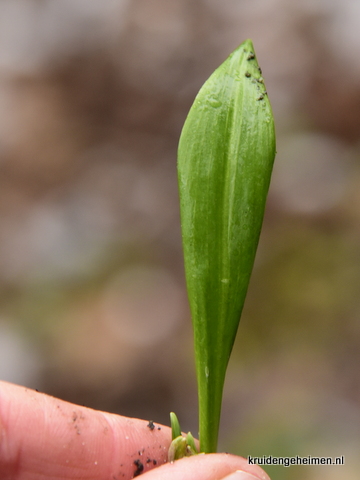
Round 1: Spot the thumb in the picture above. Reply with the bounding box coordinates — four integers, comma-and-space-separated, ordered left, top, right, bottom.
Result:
139, 453, 270, 480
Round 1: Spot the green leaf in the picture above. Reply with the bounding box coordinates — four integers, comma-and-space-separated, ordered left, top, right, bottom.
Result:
168, 413, 198, 462
177, 39, 276, 453
168, 436, 188, 462
170, 412, 182, 440
185, 431, 198, 455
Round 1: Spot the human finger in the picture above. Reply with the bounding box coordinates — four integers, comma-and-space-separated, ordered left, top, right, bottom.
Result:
0, 381, 171, 479
139, 452, 270, 480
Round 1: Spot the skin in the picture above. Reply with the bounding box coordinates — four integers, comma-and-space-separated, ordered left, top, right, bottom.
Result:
0, 381, 270, 480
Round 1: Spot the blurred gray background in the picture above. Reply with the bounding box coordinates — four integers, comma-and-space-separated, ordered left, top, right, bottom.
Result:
1, 1, 360, 479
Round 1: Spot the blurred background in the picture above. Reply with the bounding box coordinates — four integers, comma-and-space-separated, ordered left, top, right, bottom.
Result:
0, 0, 360, 478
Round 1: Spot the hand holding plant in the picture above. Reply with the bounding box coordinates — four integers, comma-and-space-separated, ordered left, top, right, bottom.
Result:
0, 381, 270, 480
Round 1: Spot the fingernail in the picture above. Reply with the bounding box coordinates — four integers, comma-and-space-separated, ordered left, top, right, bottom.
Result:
221, 471, 262, 480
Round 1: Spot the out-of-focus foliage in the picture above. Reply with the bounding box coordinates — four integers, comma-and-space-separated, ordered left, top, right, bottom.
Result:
0, 1, 360, 478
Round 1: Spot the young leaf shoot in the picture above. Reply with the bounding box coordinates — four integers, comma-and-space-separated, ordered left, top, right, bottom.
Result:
177, 39, 276, 453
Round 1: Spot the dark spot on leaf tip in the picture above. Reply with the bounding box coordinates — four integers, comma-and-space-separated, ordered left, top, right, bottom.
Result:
247, 52, 255, 60
245, 71, 251, 78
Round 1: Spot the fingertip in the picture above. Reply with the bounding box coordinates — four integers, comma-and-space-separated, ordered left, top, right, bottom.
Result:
139, 453, 271, 480
221, 470, 270, 480
0, 381, 173, 479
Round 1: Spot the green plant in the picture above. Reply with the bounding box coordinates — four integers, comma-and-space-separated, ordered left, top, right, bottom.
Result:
170, 39, 276, 457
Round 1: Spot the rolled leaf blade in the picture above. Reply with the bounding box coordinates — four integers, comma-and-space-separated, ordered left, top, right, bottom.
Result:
170, 412, 182, 440
177, 39, 276, 453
